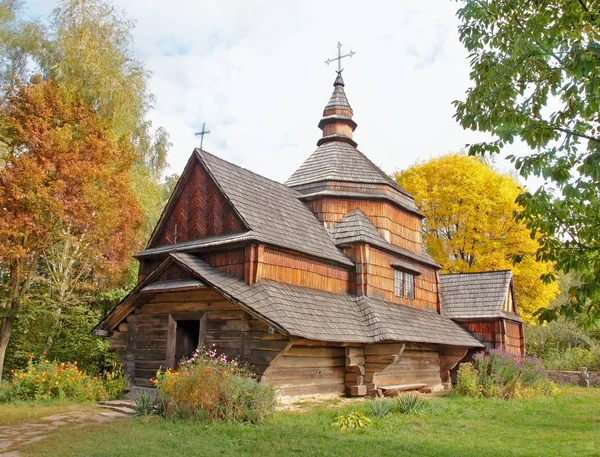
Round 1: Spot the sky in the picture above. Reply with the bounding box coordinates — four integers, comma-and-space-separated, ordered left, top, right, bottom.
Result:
25, 0, 531, 186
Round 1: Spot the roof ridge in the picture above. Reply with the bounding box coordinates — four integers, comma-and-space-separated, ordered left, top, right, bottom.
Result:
195, 149, 301, 195
441, 270, 513, 276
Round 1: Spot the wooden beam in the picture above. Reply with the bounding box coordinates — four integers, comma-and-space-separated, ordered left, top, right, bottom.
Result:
166, 315, 176, 369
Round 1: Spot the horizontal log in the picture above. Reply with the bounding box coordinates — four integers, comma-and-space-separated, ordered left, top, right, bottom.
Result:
133, 314, 169, 323
134, 378, 155, 388
250, 331, 288, 341
363, 343, 405, 356
263, 367, 345, 381
141, 301, 237, 314
250, 350, 282, 366
345, 373, 364, 384
270, 377, 347, 389
136, 339, 167, 350
275, 356, 345, 368
205, 330, 241, 340
203, 340, 240, 350
147, 290, 223, 303
286, 347, 345, 358
275, 383, 346, 398
135, 349, 168, 360
206, 310, 246, 320
135, 369, 159, 381
137, 330, 168, 340
251, 340, 291, 351
136, 360, 166, 370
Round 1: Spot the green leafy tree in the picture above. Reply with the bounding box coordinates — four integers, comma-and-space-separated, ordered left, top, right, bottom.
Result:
454, 0, 600, 325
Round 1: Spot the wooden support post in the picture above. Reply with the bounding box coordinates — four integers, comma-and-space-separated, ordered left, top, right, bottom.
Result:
345, 346, 366, 396
166, 315, 176, 369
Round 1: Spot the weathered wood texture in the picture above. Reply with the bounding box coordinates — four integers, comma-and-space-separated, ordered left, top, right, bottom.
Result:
306, 198, 422, 253
457, 319, 524, 356
258, 248, 351, 293
262, 342, 347, 398
200, 249, 245, 278
458, 321, 499, 351
154, 160, 245, 247
344, 245, 439, 311
365, 343, 443, 391
118, 290, 290, 388
504, 320, 525, 356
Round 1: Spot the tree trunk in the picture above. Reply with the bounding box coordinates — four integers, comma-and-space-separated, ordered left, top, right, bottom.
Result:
0, 316, 14, 382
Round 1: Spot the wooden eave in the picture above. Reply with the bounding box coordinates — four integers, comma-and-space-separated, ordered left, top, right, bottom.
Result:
95, 253, 288, 335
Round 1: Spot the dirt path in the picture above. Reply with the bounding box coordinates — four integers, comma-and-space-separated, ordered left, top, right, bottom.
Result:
0, 409, 130, 457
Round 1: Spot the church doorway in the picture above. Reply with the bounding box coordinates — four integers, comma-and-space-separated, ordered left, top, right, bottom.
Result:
175, 320, 200, 366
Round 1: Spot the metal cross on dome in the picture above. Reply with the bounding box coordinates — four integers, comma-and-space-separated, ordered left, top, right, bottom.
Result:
194, 122, 211, 149
325, 41, 355, 73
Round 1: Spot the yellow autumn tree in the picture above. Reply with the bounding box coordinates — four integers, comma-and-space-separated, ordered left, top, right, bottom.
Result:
395, 154, 558, 324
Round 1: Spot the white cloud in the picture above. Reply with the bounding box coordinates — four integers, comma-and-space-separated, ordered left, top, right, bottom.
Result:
25, 0, 537, 189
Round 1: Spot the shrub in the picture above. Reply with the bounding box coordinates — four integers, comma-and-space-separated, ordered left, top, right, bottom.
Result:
455, 363, 481, 398
0, 355, 107, 402
133, 391, 157, 417
101, 362, 129, 400
525, 321, 600, 371
331, 412, 372, 430
154, 346, 275, 423
455, 350, 556, 399
395, 393, 426, 415
366, 399, 393, 418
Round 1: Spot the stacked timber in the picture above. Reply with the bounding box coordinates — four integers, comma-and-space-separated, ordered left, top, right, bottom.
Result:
262, 342, 346, 398
345, 347, 366, 396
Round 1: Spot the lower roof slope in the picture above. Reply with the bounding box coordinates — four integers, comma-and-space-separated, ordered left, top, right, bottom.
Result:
169, 253, 482, 347
142, 150, 353, 267
440, 271, 522, 322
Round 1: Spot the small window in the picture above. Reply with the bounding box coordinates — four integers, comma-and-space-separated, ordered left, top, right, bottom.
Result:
405, 272, 415, 299
394, 269, 403, 297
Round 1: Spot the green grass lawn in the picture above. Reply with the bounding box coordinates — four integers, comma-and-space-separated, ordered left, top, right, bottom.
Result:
20, 387, 600, 457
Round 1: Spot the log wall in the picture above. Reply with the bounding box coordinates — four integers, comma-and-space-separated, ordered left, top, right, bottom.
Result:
261, 341, 347, 399
111, 289, 290, 388
364, 343, 443, 391
306, 198, 422, 254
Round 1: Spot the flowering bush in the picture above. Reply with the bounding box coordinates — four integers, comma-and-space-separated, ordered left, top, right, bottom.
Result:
0, 354, 108, 402
456, 349, 557, 399
154, 346, 275, 423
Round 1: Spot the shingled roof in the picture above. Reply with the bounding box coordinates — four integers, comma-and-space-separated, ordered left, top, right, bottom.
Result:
285, 141, 413, 198
328, 209, 440, 269
196, 150, 353, 266
439, 271, 522, 322
160, 253, 481, 347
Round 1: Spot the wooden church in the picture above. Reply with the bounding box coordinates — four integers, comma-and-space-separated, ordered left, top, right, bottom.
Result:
96, 66, 524, 399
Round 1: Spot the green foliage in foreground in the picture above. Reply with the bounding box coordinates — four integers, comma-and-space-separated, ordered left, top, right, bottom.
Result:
18, 388, 600, 457
331, 411, 372, 430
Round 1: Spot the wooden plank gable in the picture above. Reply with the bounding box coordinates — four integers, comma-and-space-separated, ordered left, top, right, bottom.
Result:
149, 156, 246, 248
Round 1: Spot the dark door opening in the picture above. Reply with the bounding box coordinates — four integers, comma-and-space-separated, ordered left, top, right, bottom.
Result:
175, 320, 200, 366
